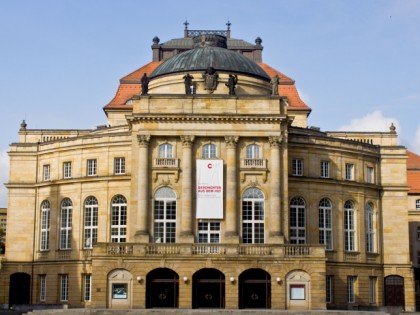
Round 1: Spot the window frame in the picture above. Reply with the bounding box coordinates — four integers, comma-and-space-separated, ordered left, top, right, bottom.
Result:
326, 275, 333, 304
344, 200, 356, 252
290, 197, 306, 244
83, 274, 92, 302
292, 159, 303, 176
87, 159, 97, 176
242, 188, 265, 244
319, 198, 333, 250
114, 157, 126, 175
153, 187, 177, 243
83, 196, 98, 249
198, 220, 221, 243
369, 276, 377, 304
365, 202, 375, 253
63, 161, 72, 179
43, 164, 50, 181
111, 195, 127, 243
246, 144, 261, 159
60, 198, 72, 250
159, 143, 173, 158
366, 166, 374, 183
40, 200, 50, 251
202, 143, 217, 159
40, 274, 47, 302
416, 199, 420, 210
320, 160, 330, 178
345, 163, 354, 180
347, 276, 356, 303
60, 274, 69, 302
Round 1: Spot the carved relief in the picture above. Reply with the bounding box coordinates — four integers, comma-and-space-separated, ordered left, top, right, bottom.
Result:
137, 135, 151, 147
181, 135, 195, 147
225, 136, 239, 148
268, 136, 281, 147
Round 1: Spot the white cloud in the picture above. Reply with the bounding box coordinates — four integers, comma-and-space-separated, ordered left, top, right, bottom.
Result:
338, 110, 401, 133
412, 126, 420, 155
0, 150, 9, 208
297, 89, 311, 104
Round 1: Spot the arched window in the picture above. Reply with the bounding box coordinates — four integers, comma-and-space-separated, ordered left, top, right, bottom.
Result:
246, 144, 260, 159
319, 198, 333, 250
290, 197, 306, 244
40, 200, 50, 251
154, 187, 176, 243
202, 144, 217, 158
344, 200, 356, 251
60, 198, 72, 250
111, 195, 127, 243
84, 196, 98, 249
242, 188, 265, 244
365, 202, 375, 253
159, 143, 173, 158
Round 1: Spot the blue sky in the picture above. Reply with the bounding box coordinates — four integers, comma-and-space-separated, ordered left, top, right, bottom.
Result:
1, 0, 420, 207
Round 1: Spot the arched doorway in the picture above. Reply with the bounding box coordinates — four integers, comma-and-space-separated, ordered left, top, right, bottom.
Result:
385, 275, 405, 308
193, 268, 225, 309
239, 268, 271, 309
9, 273, 31, 306
146, 268, 179, 308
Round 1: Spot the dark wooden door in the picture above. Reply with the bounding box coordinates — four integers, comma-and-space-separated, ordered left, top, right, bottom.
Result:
385, 276, 405, 307
9, 273, 31, 305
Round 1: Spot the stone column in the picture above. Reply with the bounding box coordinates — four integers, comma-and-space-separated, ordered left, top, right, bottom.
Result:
225, 136, 239, 243
268, 136, 283, 243
180, 135, 195, 243
135, 134, 150, 242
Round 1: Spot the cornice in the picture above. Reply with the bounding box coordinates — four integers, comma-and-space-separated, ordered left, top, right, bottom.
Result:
127, 114, 287, 124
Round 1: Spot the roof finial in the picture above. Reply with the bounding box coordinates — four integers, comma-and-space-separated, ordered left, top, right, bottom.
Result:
20, 119, 27, 131
184, 19, 189, 38
226, 19, 231, 38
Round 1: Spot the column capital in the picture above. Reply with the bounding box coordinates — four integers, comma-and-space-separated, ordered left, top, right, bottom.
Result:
268, 136, 281, 147
181, 135, 195, 147
137, 135, 151, 147
225, 136, 239, 148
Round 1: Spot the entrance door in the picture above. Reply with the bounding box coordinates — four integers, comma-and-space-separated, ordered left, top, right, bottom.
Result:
385, 275, 405, 308
9, 273, 31, 306
193, 268, 225, 308
239, 269, 271, 309
146, 268, 179, 308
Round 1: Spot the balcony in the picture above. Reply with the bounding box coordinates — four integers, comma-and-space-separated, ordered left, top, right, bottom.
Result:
241, 159, 267, 169
153, 158, 179, 168
240, 159, 268, 183
152, 158, 180, 182
94, 243, 325, 259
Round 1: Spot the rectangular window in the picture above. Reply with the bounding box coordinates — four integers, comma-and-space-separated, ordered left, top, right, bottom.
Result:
60, 274, 69, 302
43, 164, 50, 181
366, 166, 374, 183
345, 163, 354, 180
369, 277, 377, 304
319, 206, 333, 250
344, 209, 355, 251
87, 159, 97, 176
84, 274, 92, 302
63, 162, 71, 179
366, 209, 375, 253
40, 275, 46, 302
326, 275, 333, 304
417, 199, 420, 210
198, 221, 221, 243
320, 161, 330, 178
347, 276, 356, 303
292, 159, 303, 176
114, 157, 125, 175
40, 206, 50, 251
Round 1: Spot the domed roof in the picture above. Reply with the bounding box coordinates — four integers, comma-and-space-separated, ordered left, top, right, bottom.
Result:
150, 35, 270, 81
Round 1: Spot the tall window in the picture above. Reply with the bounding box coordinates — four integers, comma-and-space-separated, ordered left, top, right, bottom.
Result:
369, 277, 377, 304
326, 275, 333, 304
416, 199, 420, 210
320, 161, 330, 178
242, 188, 265, 244
292, 159, 303, 176
83, 274, 92, 302
344, 200, 356, 251
347, 276, 356, 303
87, 159, 97, 176
43, 164, 50, 181
319, 198, 333, 250
159, 143, 173, 158
40, 200, 50, 251
365, 202, 375, 253
366, 166, 374, 183
290, 197, 306, 244
202, 144, 217, 158
114, 157, 125, 175
60, 198, 72, 250
60, 274, 69, 302
246, 144, 260, 159
84, 197, 98, 249
111, 195, 127, 243
154, 187, 176, 243
198, 221, 220, 243
63, 161, 71, 179
40, 275, 46, 302
345, 163, 354, 180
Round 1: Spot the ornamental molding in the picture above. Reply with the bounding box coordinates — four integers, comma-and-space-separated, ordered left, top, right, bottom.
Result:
137, 135, 151, 147
225, 136, 239, 148
268, 136, 281, 147
180, 135, 195, 147
129, 114, 286, 124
